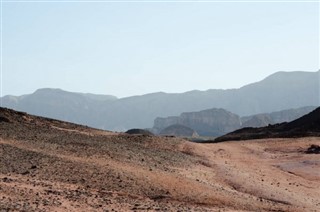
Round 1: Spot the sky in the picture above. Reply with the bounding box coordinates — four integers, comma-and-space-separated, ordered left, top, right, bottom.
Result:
0, 0, 319, 98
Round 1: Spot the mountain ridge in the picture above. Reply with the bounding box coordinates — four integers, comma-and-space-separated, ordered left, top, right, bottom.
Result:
1, 70, 319, 131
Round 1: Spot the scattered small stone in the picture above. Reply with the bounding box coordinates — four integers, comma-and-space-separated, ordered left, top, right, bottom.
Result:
3, 177, 12, 183
30, 165, 37, 169
305, 144, 320, 154
0, 116, 10, 123
21, 171, 30, 175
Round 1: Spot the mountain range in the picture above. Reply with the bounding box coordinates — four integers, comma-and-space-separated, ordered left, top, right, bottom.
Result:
1, 70, 319, 131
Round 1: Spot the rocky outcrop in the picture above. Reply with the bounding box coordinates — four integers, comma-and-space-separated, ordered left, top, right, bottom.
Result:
125, 129, 154, 136
305, 144, 320, 154
153, 108, 241, 137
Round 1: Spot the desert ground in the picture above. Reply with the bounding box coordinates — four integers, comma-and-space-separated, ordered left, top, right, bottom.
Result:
0, 108, 319, 211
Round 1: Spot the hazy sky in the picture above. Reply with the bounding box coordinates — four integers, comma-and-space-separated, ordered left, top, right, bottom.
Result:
1, 1, 319, 97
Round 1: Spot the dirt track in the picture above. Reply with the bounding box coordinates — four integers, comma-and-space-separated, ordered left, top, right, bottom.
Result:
0, 108, 320, 211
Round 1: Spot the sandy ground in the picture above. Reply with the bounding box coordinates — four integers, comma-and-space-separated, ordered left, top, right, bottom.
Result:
0, 110, 319, 211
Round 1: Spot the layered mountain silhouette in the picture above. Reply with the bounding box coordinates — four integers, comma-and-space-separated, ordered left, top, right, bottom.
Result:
215, 107, 320, 142
152, 106, 317, 137
241, 106, 317, 128
153, 108, 241, 136
1, 71, 319, 131
159, 124, 199, 137
1, 88, 117, 129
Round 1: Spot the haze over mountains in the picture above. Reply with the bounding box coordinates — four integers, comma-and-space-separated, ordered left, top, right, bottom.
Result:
152, 106, 317, 137
153, 108, 241, 136
241, 106, 318, 128
1, 70, 319, 131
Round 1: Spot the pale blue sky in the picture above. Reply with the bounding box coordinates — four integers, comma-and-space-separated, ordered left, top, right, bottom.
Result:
1, 1, 319, 97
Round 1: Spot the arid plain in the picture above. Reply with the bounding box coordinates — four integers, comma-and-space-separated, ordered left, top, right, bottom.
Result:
0, 108, 319, 211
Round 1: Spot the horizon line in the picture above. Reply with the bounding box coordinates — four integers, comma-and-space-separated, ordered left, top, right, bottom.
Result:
1, 69, 318, 99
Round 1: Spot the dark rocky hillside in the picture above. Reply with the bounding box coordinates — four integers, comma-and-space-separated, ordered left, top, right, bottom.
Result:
125, 129, 154, 136
215, 107, 320, 142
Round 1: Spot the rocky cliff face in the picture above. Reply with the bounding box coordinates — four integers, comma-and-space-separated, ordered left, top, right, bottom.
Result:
153, 108, 241, 136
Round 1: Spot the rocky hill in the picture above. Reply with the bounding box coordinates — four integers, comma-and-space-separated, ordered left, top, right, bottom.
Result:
1, 71, 319, 130
215, 107, 320, 142
125, 128, 154, 136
